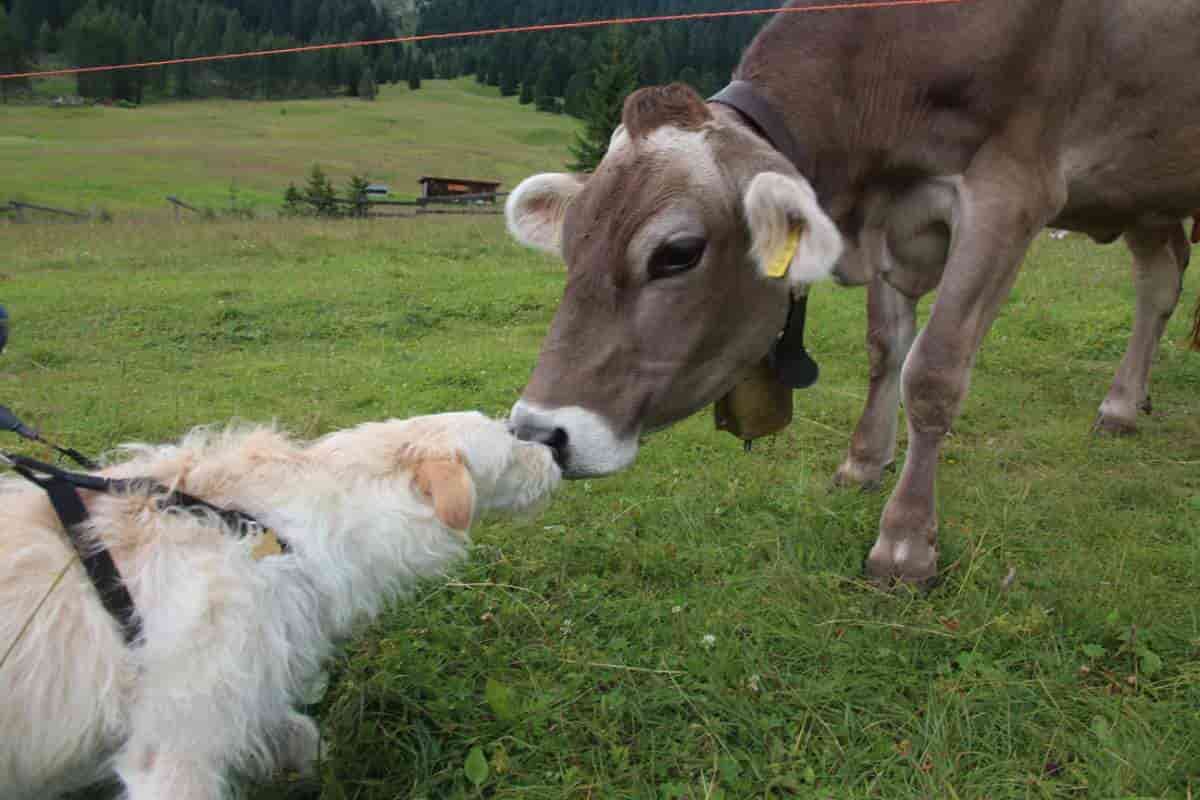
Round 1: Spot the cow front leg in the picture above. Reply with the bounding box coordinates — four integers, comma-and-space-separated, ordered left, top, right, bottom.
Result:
834, 275, 918, 489
867, 160, 1063, 584
1096, 223, 1190, 434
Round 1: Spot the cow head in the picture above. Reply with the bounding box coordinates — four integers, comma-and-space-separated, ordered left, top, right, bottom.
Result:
507, 84, 843, 477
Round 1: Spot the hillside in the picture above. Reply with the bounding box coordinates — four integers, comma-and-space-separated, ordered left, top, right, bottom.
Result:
0, 78, 579, 215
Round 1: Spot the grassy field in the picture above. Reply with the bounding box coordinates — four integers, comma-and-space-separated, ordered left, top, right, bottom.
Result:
0, 78, 578, 215
3, 84, 1199, 799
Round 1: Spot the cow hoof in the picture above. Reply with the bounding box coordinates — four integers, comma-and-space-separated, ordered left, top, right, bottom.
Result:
1093, 414, 1138, 437
865, 531, 938, 588
832, 458, 893, 492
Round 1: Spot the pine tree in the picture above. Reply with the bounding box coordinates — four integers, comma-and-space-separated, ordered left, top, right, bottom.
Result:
534, 61, 557, 113
8, 0, 32, 50
172, 30, 193, 97
220, 11, 250, 97
303, 165, 338, 217
376, 49, 394, 84
343, 47, 365, 96
678, 66, 701, 92
518, 77, 534, 105
563, 70, 591, 118
0, 6, 30, 104
37, 20, 56, 55
358, 66, 377, 101
499, 68, 519, 97
407, 56, 422, 90
127, 16, 152, 103
568, 30, 638, 172
346, 174, 371, 217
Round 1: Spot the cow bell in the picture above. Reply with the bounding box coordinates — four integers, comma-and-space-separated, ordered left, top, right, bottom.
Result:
714, 359, 793, 444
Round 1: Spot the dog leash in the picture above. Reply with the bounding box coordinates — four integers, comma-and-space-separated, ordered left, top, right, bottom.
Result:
1, 404, 99, 470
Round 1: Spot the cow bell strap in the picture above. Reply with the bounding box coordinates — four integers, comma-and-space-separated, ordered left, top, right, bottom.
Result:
711, 81, 821, 390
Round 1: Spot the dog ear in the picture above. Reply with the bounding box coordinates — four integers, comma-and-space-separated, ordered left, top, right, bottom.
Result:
412, 458, 476, 531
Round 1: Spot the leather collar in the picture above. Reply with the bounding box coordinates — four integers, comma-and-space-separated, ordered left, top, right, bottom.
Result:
709, 81, 821, 392
710, 81, 807, 178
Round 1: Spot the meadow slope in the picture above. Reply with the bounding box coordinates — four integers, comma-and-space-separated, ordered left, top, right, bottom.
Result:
0, 79, 578, 214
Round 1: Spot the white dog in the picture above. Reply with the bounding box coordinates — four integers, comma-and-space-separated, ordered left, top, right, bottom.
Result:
0, 412, 560, 799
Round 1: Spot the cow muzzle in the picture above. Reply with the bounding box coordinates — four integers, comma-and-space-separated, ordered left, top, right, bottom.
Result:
509, 400, 639, 479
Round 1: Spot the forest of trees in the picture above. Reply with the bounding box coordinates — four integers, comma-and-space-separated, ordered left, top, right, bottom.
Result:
1, 0, 770, 155
416, 0, 768, 114
0, 0, 416, 102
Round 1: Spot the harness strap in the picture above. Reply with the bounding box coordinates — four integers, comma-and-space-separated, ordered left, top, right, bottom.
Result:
3, 453, 289, 647
12, 461, 142, 645
7, 454, 279, 541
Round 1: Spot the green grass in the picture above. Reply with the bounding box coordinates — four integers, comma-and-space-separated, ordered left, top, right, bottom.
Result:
0, 78, 578, 215
4, 217, 1198, 800
3, 84, 1199, 798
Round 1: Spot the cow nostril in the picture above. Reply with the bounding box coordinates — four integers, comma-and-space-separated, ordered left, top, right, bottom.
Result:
545, 427, 568, 452
541, 428, 569, 468
512, 422, 569, 468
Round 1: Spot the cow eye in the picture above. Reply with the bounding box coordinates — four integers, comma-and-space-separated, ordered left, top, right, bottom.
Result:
649, 236, 707, 280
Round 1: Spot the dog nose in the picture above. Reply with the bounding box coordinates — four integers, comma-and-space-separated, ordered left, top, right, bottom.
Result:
511, 421, 569, 468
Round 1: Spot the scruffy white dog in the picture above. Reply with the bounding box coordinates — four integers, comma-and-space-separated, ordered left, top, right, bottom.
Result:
0, 412, 560, 799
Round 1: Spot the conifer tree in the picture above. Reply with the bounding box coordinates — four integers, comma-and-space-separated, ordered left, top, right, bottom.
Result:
303, 164, 338, 217
534, 61, 557, 113
407, 56, 422, 90
358, 66, 377, 101
37, 20, 56, 55
128, 15, 152, 103
8, 0, 32, 50
346, 174, 371, 217
568, 29, 638, 172
499, 68, 519, 97
0, 6, 29, 104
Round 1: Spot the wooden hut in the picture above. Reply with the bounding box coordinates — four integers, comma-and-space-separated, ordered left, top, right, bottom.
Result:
417, 177, 503, 204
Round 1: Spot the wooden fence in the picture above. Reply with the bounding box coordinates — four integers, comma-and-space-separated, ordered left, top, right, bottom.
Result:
329, 191, 508, 217
3, 201, 90, 223
1, 192, 510, 224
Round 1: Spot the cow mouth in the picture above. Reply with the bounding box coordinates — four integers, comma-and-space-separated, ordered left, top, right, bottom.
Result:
509, 400, 641, 479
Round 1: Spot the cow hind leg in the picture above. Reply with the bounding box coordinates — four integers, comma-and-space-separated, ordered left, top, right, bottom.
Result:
834, 275, 918, 490
1096, 223, 1190, 435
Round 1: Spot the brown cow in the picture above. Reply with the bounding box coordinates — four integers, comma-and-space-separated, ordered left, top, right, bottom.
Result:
506, 1, 1200, 584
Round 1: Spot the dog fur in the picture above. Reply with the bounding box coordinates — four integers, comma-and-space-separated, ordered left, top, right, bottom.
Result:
0, 412, 560, 799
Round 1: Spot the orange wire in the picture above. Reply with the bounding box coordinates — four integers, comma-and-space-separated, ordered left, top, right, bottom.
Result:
1, 0, 960, 82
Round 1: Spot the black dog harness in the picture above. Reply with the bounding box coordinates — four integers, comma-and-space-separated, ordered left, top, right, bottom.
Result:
710, 81, 822, 391
3, 429, 287, 646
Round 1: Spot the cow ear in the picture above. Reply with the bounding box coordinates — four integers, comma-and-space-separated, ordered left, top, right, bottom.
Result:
743, 172, 844, 286
505, 173, 586, 256
412, 457, 476, 531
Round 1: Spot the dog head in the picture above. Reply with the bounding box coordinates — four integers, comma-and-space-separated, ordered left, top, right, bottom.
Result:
310, 412, 561, 532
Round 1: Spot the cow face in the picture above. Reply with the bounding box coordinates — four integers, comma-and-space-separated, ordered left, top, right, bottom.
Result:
507, 84, 843, 478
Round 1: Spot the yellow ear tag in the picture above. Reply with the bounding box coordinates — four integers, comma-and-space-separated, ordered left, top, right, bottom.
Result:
251, 529, 284, 561
766, 226, 803, 279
